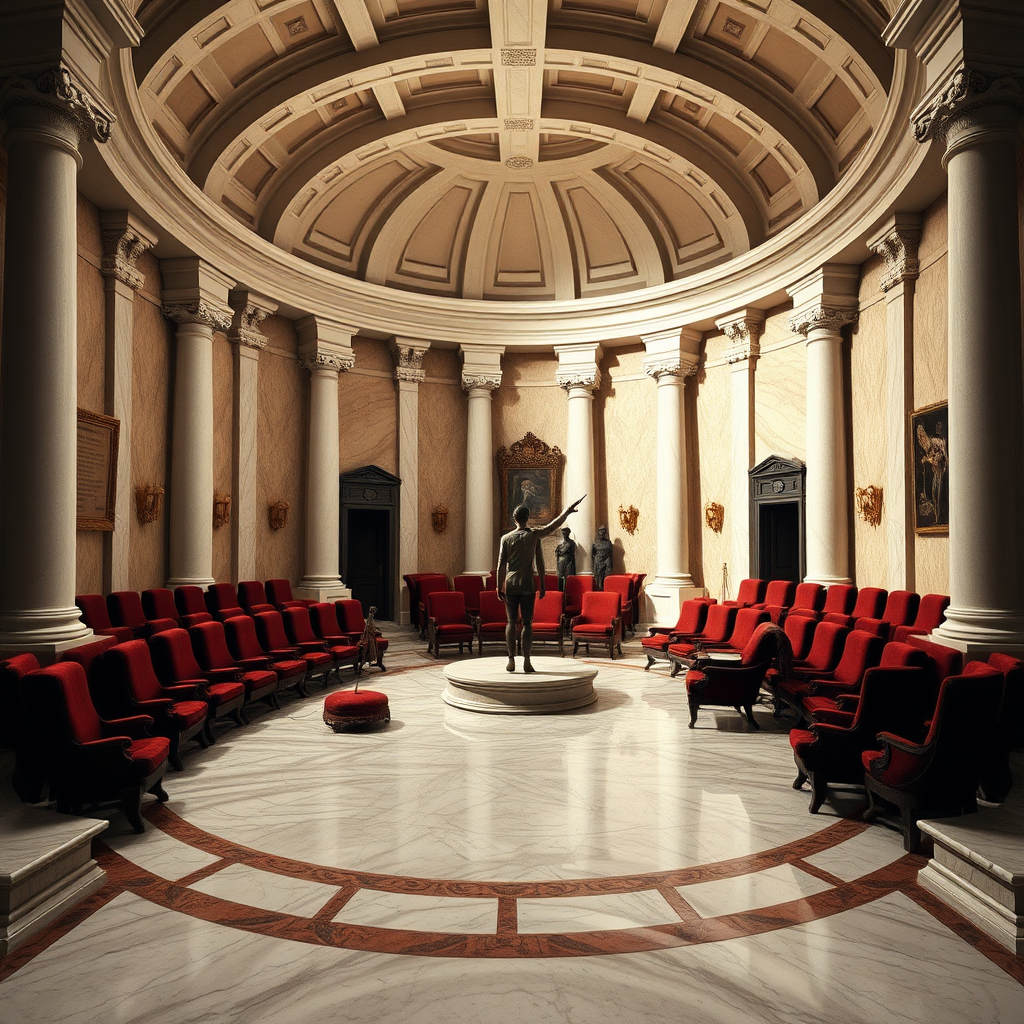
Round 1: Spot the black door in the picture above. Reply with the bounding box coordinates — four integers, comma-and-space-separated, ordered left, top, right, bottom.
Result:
346, 508, 390, 617
759, 501, 800, 583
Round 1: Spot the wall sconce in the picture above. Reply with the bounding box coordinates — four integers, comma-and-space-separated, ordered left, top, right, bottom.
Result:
135, 483, 164, 525
213, 493, 231, 529
268, 500, 290, 531
704, 501, 724, 533
855, 485, 883, 527
432, 504, 448, 533
617, 504, 639, 535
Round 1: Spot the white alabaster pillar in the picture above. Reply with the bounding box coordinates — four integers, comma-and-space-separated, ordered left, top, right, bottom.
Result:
295, 317, 355, 602
0, 90, 104, 650
392, 339, 430, 622
162, 260, 234, 589
100, 214, 157, 593
869, 215, 921, 592
788, 266, 859, 588
460, 345, 503, 574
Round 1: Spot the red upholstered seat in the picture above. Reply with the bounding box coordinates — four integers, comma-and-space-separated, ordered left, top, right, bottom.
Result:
24, 661, 170, 833
453, 575, 486, 616
787, 582, 825, 619
106, 591, 149, 637
173, 586, 214, 628
323, 688, 390, 730
602, 575, 635, 633
892, 594, 950, 643
666, 604, 738, 674
205, 583, 246, 622
103, 640, 209, 771
790, 583, 855, 622
189, 620, 279, 710
798, 630, 887, 721
879, 590, 920, 637
309, 602, 352, 644
1, 653, 45, 802
824, 587, 886, 628
142, 588, 180, 625
238, 580, 275, 616
150, 627, 247, 730
564, 575, 594, 621
475, 589, 511, 656
642, 599, 709, 669
724, 578, 767, 608
427, 591, 474, 658
255, 610, 333, 683
283, 606, 360, 677
571, 591, 623, 659
226, 615, 309, 698
531, 590, 566, 656
765, 621, 848, 717
58, 636, 121, 718
336, 599, 389, 671
76, 594, 133, 643
417, 576, 451, 638
753, 580, 796, 623
265, 579, 315, 611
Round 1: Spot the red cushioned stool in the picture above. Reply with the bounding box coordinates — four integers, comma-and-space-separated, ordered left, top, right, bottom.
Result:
323, 685, 390, 731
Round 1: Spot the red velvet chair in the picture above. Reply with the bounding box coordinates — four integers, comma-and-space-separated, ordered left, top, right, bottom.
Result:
781, 612, 818, 661
283, 606, 360, 678
173, 586, 214, 628
1, 653, 45, 802
142, 588, 181, 625
237, 581, 276, 616
602, 575, 635, 634
906, 635, 963, 694
878, 590, 921, 638
979, 652, 1023, 803
26, 661, 170, 833
476, 589, 512, 656
453, 575, 486, 617
531, 590, 566, 656
103, 640, 209, 771
564, 575, 594, 622
189, 620, 279, 713
641, 599, 709, 669
205, 583, 246, 622
765, 621, 848, 716
106, 591, 150, 638
571, 591, 623, 659
667, 604, 739, 676
790, 663, 936, 813
336, 599, 389, 671
427, 591, 474, 658
892, 594, 950, 643
225, 615, 309, 698
417, 576, 451, 638
670, 605, 754, 662
794, 630, 887, 722
309, 602, 351, 645
753, 580, 796, 623
255, 610, 334, 684
149, 628, 247, 730
784, 582, 825, 620
683, 622, 782, 730
75, 594, 133, 643
59, 635, 123, 719
724, 578, 767, 608
790, 584, 856, 621
824, 587, 886, 628
627, 573, 646, 623
862, 666, 1004, 850
265, 579, 314, 610
851, 617, 891, 638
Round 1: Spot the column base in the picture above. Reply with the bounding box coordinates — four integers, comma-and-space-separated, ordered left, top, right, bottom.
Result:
0, 805, 108, 955
0, 606, 93, 653
0, 630, 98, 665
294, 579, 351, 603
642, 579, 704, 628
930, 606, 1024, 658
917, 760, 1024, 955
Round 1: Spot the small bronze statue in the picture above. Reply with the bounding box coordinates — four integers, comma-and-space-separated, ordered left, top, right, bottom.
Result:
555, 527, 576, 592
592, 525, 613, 591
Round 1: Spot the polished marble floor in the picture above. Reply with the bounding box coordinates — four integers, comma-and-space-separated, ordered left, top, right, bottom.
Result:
2, 626, 1022, 1022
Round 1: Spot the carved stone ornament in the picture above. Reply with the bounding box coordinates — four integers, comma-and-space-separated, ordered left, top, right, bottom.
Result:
871, 227, 921, 293
101, 227, 154, 290
501, 49, 537, 66
644, 359, 698, 381
268, 500, 290, 531
618, 504, 639, 536
855, 485, 883, 528
299, 349, 355, 373
912, 66, 1024, 144
162, 302, 233, 331
0, 69, 115, 144
461, 373, 502, 391
704, 501, 725, 533
229, 303, 271, 350
787, 305, 859, 337
391, 342, 427, 383
557, 368, 601, 392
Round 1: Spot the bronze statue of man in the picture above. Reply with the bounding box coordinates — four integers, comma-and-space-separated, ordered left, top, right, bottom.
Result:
497, 496, 584, 673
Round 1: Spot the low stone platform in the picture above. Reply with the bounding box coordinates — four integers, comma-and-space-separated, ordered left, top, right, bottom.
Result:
442, 657, 598, 714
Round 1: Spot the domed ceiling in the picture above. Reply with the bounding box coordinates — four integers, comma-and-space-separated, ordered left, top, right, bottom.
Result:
134, 0, 893, 302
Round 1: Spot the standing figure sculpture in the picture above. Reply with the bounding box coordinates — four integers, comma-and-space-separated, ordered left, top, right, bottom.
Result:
592, 526, 613, 591
555, 527, 576, 592
498, 496, 584, 673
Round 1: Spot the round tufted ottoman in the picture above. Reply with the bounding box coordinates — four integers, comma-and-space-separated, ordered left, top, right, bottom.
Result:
323, 688, 390, 731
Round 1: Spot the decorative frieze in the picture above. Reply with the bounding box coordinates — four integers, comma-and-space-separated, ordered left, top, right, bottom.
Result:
0, 68, 114, 144
101, 224, 155, 291
912, 65, 1024, 144
501, 49, 536, 66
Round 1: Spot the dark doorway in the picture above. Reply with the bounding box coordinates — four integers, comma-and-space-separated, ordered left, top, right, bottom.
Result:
346, 508, 391, 617
759, 501, 800, 583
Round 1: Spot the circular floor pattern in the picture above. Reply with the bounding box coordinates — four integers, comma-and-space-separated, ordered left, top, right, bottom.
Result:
442, 656, 598, 713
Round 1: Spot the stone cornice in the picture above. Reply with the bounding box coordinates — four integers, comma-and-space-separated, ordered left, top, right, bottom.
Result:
787, 306, 859, 337
0, 68, 114, 144
912, 65, 1024, 143
100, 219, 156, 290
162, 301, 233, 331
870, 223, 922, 292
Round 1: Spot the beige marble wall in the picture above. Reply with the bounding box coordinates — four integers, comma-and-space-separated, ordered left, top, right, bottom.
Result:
339, 337, 397, 475
212, 332, 233, 583
695, 334, 731, 596
417, 348, 466, 577
754, 306, 806, 465
128, 250, 172, 590
256, 316, 304, 583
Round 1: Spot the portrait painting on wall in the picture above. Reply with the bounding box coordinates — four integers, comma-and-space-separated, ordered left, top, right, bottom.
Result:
911, 401, 948, 534
497, 432, 563, 528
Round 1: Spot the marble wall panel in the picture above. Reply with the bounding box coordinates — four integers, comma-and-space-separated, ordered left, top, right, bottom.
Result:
256, 317, 305, 583
128, 252, 172, 590
695, 355, 731, 596
753, 336, 806, 466
339, 338, 396, 476
212, 333, 233, 583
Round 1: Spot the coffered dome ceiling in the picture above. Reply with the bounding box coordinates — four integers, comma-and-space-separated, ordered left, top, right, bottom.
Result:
132, 0, 895, 303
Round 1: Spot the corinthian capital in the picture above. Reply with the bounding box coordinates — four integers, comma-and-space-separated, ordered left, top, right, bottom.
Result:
299, 349, 355, 373
462, 374, 502, 391
869, 216, 921, 293
162, 302, 233, 331
716, 309, 765, 364
912, 65, 1024, 144
229, 290, 278, 351
0, 68, 115, 144
644, 357, 698, 381
100, 215, 158, 291
390, 339, 429, 383
787, 306, 859, 337
557, 369, 601, 392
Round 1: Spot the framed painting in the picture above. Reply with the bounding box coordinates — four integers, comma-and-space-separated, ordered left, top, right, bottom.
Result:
497, 432, 562, 529
910, 400, 948, 534
77, 408, 120, 531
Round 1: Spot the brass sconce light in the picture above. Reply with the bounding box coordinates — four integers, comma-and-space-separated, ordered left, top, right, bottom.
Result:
618, 504, 639, 535
213, 493, 231, 529
704, 501, 724, 533
135, 483, 164, 525
432, 504, 448, 533
855, 485, 883, 527
268, 500, 290, 531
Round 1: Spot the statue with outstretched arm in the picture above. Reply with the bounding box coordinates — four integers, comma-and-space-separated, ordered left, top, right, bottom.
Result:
497, 496, 585, 673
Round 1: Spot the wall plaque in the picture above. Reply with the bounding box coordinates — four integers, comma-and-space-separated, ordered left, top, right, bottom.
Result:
77, 408, 119, 531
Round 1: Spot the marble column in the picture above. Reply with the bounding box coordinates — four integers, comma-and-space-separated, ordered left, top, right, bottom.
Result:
460, 346, 503, 575
161, 260, 234, 589
641, 329, 704, 621
869, 214, 921, 593
555, 344, 603, 572
228, 291, 276, 583
915, 73, 1024, 652
788, 266, 859, 588
100, 214, 157, 593
716, 310, 765, 583
392, 338, 430, 623
0, 74, 114, 652
295, 317, 355, 603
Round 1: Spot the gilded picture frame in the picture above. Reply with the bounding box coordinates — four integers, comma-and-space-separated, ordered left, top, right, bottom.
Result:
77, 408, 120, 531
910, 400, 948, 534
497, 432, 563, 528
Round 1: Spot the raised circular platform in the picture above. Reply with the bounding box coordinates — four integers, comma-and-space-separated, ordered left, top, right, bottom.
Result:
442, 657, 598, 714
